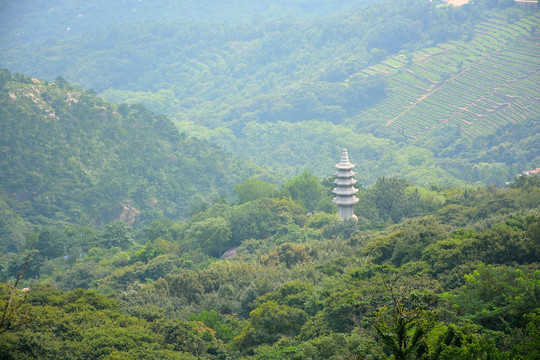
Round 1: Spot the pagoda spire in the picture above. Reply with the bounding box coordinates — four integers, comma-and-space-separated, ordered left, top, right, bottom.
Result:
332, 149, 359, 220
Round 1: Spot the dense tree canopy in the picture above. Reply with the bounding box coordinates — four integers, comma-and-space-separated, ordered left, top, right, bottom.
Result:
0, 69, 263, 245
2, 169, 539, 359
1, 2, 539, 358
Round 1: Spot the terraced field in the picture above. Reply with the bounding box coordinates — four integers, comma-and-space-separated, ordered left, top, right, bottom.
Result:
355, 8, 540, 139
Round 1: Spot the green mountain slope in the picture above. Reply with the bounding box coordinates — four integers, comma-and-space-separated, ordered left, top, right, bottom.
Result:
0, 70, 262, 230
213, 7, 540, 185
356, 8, 540, 139
1, 1, 538, 186
0, 0, 374, 47
1, 0, 458, 95
2, 167, 539, 359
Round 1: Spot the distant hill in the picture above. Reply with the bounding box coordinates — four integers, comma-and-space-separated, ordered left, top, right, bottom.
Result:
216, 6, 540, 184
0, 69, 262, 230
0, 0, 374, 47
1, 1, 538, 186
356, 8, 540, 139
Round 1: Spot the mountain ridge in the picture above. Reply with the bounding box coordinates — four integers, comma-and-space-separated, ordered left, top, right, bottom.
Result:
0, 69, 264, 239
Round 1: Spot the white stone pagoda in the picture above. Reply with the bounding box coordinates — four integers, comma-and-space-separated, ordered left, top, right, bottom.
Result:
332, 149, 359, 220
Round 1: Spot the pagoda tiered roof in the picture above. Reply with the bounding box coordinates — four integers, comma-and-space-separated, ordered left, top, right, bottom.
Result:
335, 149, 356, 170
332, 196, 359, 206
332, 148, 360, 219
332, 187, 359, 196
334, 169, 356, 177
334, 177, 357, 186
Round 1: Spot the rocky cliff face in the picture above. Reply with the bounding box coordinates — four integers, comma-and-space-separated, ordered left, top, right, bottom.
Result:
119, 202, 140, 226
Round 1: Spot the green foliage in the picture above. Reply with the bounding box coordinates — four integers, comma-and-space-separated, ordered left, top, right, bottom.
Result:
131, 237, 181, 264
305, 212, 338, 229
512, 308, 540, 359
182, 217, 232, 257
35, 228, 67, 259
100, 220, 134, 250
509, 174, 540, 189
4, 2, 535, 189
0, 198, 30, 253
153, 319, 230, 358
390, 217, 449, 267
257, 282, 314, 312
0, 71, 261, 231
0, 284, 201, 359
142, 217, 182, 243
357, 177, 423, 225
262, 243, 315, 269
1, 177, 539, 359
1, 39, 540, 357
281, 170, 324, 211
447, 265, 540, 332
55, 260, 104, 290
428, 323, 508, 360
188, 310, 235, 343
234, 301, 308, 351
373, 305, 431, 360
234, 178, 278, 204
166, 271, 205, 305
229, 198, 305, 243
4, 250, 42, 280
368, 265, 442, 360
364, 216, 449, 267
0, 255, 31, 335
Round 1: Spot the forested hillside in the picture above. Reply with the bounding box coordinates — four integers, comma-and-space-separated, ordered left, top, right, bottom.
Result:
1, 0, 540, 358
2, 167, 539, 358
359, 9, 540, 139
0, 69, 263, 252
1, 0, 537, 185
0, 0, 373, 45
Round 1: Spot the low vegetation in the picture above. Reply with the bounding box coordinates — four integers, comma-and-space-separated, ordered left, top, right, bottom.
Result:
2, 169, 539, 358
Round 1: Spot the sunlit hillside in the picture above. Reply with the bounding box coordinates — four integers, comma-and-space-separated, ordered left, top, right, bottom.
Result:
2, 1, 537, 186
355, 8, 539, 138
1, 1, 540, 359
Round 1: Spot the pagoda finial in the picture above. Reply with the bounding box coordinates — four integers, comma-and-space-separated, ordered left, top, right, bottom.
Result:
340, 148, 350, 164
335, 148, 355, 171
